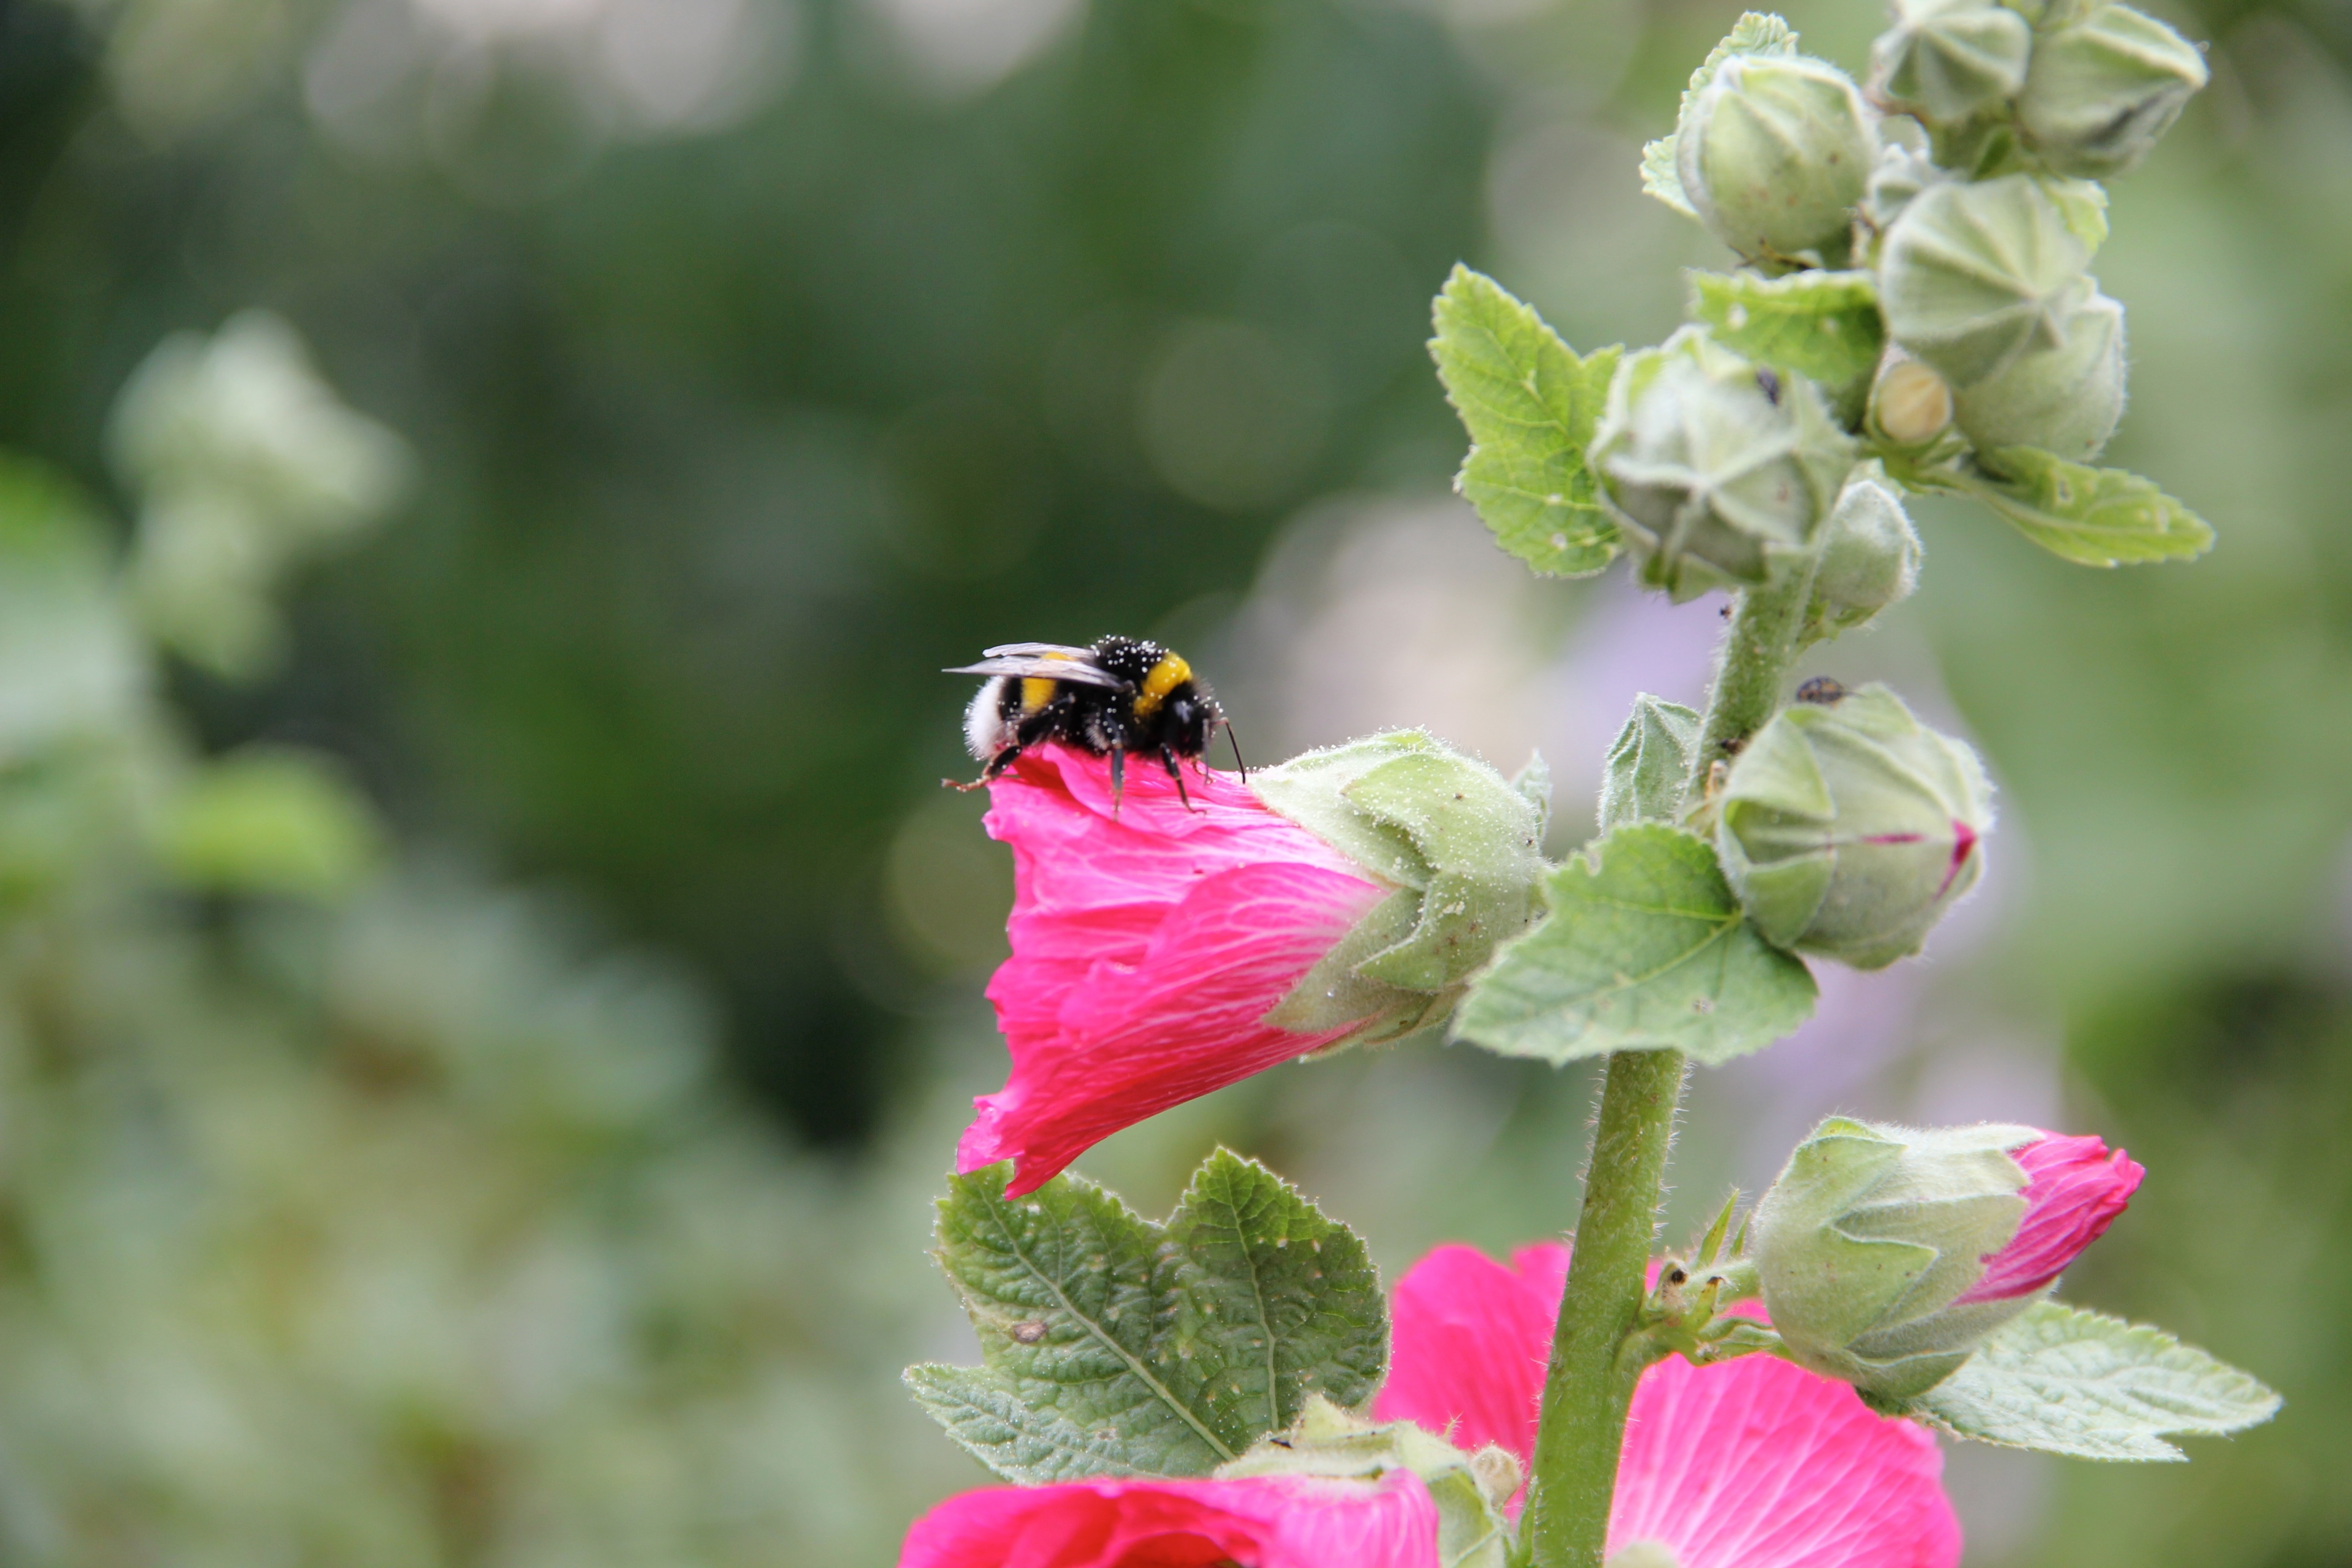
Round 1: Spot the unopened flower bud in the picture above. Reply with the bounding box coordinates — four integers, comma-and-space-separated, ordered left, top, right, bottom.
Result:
1592, 328, 1857, 601
1869, 356, 1955, 447
1953, 278, 2127, 461
2017, 4, 2208, 179
1871, 0, 2034, 124
1715, 684, 1990, 969
1677, 54, 1876, 270
1861, 130, 1947, 234
1752, 1118, 2142, 1400
1879, 174, 2090, 386
1803, 473, 1921, 642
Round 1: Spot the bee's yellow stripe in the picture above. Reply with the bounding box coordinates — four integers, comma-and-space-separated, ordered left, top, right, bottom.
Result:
1019, 677, 1057, 711
1132, 655, 1191, 719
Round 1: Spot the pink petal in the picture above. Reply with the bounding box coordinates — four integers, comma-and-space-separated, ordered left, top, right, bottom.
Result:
1372, 1242, 1568, 1465
898, 1470, 1440, 1568
1955, 1132, 2143, 1305
960, 748, 1388, 1196
1611, 1355, 1960, 1568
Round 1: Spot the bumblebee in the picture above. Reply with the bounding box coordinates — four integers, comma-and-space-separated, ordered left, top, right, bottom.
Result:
946, 636, 1233, 807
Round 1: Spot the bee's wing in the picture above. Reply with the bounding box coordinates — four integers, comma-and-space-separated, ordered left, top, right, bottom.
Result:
944, 655, 1130, 690
980, 642, 1097, 659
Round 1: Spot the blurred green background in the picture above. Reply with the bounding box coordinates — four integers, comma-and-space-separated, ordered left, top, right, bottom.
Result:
0, 0, 2347, 1561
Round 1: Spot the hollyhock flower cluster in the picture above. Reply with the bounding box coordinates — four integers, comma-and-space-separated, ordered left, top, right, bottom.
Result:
900, 1240, 1964, 1568
955, 747, 1392, 1196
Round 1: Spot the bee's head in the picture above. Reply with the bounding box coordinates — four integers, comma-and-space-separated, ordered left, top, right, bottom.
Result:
1165, 685, 1225, 758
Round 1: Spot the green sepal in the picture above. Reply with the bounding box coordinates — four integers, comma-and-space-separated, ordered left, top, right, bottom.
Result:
1945, 447, 2215, 566
1220, 1397, 1518, 1568
1641, 11, 1800, 218
1688, 269, 1886, 426
1451, 823, 1817, 1067
1254, 732, 1548, 1043
1597, 696, 1701, 834
906, 1152, 1387, 1484
1904, 1299, 2283, 1459
1430, 266, 1623, 578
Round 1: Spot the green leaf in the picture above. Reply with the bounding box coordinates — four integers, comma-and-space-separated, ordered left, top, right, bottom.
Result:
1452, 824, 1816, 1066
1597, 696, 1701, 834
1642, 11, 1801, 216
1955, 449, 2215, 566
1689, 270, 1886, 420
1429, 265, 1622, 578
906, 1152, 1387, 1484
1911, 1300, 2283, 1460
156, 747, 385, 899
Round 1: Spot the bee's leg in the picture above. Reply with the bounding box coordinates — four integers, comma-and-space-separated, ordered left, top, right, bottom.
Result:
945, 743, 1020, 791
1162, 748, 1197, 812
1108, 745, 1126, 818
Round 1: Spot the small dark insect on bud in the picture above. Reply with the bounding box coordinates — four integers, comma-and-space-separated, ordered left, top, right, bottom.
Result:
1756, 367, 1783, 405
1665, 1264, 1690, 1286
1011, 1320, 1049, 1344
1795, 676, 1849, 705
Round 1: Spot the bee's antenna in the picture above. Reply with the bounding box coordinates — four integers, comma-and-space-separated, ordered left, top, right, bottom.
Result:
1224, 721, 1248, 783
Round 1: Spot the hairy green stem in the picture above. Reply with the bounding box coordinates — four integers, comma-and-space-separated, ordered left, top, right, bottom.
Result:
1523, 568, 1814, 1568
1688, 567, 1818, 803
1522, 1047, 1684, 1568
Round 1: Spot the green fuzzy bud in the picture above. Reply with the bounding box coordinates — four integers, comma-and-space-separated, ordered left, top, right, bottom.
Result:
1868, 355, 1956, 448
1879, 174, 2090, 386
1676, 53, 1876, 270
1862, 127, 1947, 235
1592, 328, 1857, 601
1953, 278, 2127, 461
1751, 1117, 2038, 1400
2017, 4, 2208, 179
1803, 472, 1922, 644
1872, 0, 2034, 124
1715, 684, 1991, 969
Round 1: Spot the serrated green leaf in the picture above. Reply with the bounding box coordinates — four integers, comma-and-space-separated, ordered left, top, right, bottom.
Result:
1430, 266, 1622, 577
1689, 270, 1885, 421
1911, 1300, 2282, 1460
1641, 137, 1695, 217
1642, 12, 1801, 218
908, 1152, 1387, 1484
1451, 824, 1817, 1066
1955, 449, 2215, 566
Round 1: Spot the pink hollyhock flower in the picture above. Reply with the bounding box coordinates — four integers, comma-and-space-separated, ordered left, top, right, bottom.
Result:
1955, 1132, 2144, 1304
899, 1470, 1438, 1568
1375, 1243, 1962, 1568
957, 746, 1388, 1196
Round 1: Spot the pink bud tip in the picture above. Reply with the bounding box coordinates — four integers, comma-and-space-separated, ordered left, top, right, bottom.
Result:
956, 747, 1387, 1196
1955, 1132, 2144, 1304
